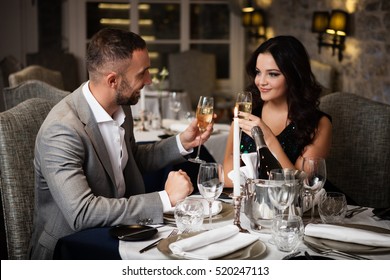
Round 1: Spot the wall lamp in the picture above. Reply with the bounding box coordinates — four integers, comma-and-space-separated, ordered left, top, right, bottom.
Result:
312, 9, 350, 61
242, 7, 267, 39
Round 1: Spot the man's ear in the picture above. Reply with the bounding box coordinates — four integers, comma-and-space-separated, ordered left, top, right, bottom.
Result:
106, 72, 118, 88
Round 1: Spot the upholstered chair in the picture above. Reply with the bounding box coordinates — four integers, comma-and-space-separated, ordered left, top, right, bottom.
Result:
3, 79, 69, 110
0, 98, 56, 259
319, 92, 390, 208
8, 65, 65, 90
168, 50, 216, 109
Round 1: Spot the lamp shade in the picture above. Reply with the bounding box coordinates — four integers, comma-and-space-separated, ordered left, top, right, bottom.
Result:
329, 10, 349, 33
312, 11, 330, 33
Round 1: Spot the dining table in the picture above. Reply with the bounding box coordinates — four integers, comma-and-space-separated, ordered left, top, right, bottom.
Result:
53, 197, 390, 260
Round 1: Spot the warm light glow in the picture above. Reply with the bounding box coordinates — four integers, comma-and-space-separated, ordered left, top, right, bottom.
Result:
149, 68, 159, 75
148, 52, 159, 59
138, 4, 150, 10
242, 7, 255, 12
234, 106, 238, 118
98, 3, 130, 10
100, 18, 130, 26
139, 19, 153, 25
142, 36, 156, 41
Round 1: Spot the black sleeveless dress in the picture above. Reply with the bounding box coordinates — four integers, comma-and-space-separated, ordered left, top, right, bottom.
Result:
240, 105, 357, 204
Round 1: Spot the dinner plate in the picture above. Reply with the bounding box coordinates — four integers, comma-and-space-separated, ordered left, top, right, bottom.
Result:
289, 255, 334, 260
304, 224, 390, 254
157, 232, 267, 260
163, 201, 234, 224
109, 225, 158, 241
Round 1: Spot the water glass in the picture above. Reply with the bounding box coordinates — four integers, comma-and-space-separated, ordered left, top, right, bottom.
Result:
174, 198, 204, 233
272, 214, 304, 252
318, 192, 347, 224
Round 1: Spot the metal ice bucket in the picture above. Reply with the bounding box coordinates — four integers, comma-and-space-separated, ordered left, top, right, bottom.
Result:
243, 175, 304, 233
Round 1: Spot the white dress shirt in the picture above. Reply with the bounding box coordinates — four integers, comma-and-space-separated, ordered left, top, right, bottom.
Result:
83, 82, 191, 211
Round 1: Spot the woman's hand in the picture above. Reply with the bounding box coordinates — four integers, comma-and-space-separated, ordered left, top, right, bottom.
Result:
237, 111, 275, 144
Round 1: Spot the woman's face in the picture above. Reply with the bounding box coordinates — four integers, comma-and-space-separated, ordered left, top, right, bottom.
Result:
254, 52, 287, 103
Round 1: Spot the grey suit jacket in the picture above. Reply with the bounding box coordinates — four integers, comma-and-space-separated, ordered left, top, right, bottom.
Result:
29, 84, 186, 259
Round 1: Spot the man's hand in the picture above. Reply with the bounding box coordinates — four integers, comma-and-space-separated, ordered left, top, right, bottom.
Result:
165, 170, 194, 206
179, 117, 214, 151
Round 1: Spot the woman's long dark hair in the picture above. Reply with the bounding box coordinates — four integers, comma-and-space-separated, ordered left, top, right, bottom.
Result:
245, 35, 323, 152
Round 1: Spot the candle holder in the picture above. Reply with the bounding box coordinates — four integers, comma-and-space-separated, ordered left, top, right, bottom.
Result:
230, 194, 249, 233
137, 110, 148, 131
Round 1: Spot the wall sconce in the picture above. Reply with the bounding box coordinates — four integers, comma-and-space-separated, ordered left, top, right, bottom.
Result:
242, 8, 267, 39
312, 9, 349, 61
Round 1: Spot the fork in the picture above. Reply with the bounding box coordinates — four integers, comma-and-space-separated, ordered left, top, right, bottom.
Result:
345, 206, 368, 218
139, 228, 179, 253
305, 242, 370, 260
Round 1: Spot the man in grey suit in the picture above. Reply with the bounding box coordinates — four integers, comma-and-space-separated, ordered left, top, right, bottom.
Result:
29, 28, 213, 259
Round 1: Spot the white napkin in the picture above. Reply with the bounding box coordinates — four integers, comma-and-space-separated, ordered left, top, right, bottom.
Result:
305, 223, 390, 247
170, 122, 188, 133
228, 152, 257, 185
168, 225, 259, 259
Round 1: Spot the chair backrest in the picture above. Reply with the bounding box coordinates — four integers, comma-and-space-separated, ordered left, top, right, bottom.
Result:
8, 65, 65, 90
3, 79, 69, 111
0, 98, 56, 259
168, 50, 216, 109
319, 92, 390, 208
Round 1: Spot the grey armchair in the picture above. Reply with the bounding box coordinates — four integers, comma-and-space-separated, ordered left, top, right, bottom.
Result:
8, 65, 65, 90
3, 79, 69, 110
0, 98, 56, 259
319, 92, 390, 208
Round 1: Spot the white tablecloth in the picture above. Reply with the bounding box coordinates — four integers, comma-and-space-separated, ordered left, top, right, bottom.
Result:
119, 202, 390, 260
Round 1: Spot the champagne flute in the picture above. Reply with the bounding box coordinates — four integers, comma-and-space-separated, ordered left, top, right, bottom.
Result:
235, 91, 252, 119
168, 91, 182, 120
301, 157, 327, 223
188, 96, 214, 164
197, 163, 224, 224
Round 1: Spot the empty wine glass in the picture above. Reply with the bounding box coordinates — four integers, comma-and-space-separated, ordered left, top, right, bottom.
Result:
197, 163, 224, 224
268, 168, 297, 216
168, 91, 182, 120
188, 96, 214, 164
301, 157, 327, 223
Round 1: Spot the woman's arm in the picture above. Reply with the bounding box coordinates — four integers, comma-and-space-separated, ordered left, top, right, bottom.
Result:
222, 122, 234, 188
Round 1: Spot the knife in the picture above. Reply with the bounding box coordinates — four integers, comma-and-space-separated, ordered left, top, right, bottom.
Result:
117, 225, 164, 240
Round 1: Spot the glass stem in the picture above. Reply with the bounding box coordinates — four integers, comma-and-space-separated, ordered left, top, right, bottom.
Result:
208, 201, 213, 224
310, 193, 316, 222
195, 137, 202, 159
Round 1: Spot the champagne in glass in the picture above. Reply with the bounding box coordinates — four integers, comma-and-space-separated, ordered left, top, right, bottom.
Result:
189, 96, 214, 164
235, 91, 252, 119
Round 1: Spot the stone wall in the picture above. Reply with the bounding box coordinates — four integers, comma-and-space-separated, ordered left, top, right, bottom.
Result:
251, 0, 390, 104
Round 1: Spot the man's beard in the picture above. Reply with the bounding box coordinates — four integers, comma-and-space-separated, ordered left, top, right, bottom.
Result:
115, 76, 139, 106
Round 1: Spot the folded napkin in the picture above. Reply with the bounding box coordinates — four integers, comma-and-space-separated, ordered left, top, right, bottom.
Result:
168, 225, 259, 259
228, 152, 257, 185
305, 223, 390, 247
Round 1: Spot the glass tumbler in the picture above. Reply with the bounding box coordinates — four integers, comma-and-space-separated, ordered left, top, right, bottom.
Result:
272, 214, 304, 252
174, 198, 204, 233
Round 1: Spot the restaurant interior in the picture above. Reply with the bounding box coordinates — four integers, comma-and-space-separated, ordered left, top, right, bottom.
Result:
0, 0, 389, 261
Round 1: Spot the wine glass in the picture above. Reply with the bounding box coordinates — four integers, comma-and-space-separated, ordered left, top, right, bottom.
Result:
268, 168, 297, 216
188, 96, 214, 164
197, 162, 224, 224
235, 91, 252, 118
301, 157, 327, 223
168, 91, 182, 120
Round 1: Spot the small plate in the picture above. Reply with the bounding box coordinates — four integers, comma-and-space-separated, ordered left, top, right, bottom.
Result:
157, 232, 267, 260
110, 225, 158, 241
163, 201, 234, 224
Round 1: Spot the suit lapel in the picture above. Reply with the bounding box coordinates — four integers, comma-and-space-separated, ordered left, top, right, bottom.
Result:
71, 88, 117, 192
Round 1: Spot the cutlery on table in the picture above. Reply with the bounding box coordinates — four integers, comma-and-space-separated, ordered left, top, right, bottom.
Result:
282, 251, 301, 260
139, 229, 179, 253
118, 225, 165, 240
305, 242, 370, 260
345, 206, 368, 218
